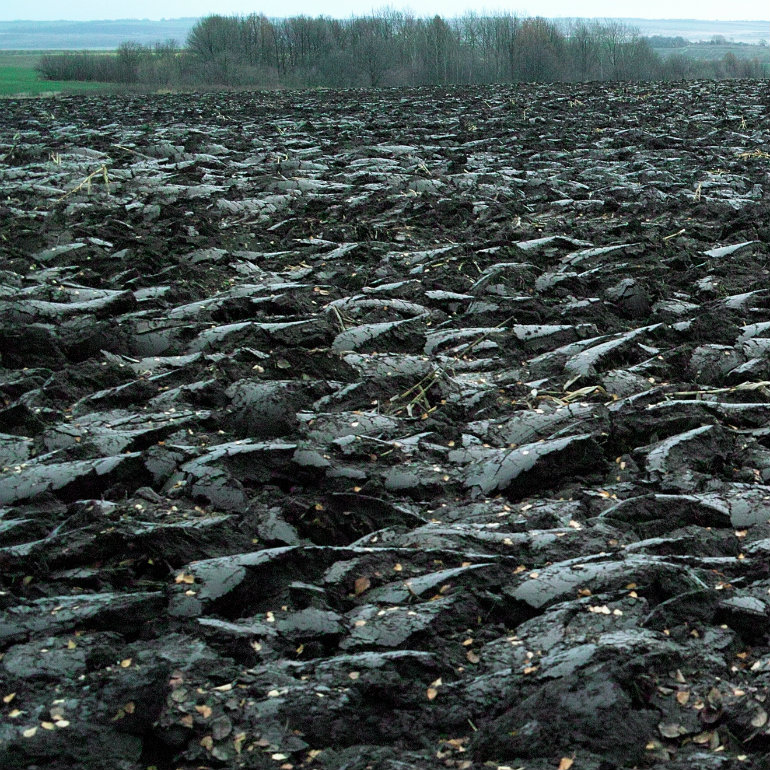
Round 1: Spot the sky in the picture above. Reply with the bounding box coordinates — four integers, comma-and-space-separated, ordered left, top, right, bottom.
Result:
1, 0, 768, 21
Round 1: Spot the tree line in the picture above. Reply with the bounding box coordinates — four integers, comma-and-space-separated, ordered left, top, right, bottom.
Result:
37, 13, 770, 89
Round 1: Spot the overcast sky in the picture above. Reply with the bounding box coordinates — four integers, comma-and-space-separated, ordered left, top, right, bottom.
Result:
1, 1, 768, 21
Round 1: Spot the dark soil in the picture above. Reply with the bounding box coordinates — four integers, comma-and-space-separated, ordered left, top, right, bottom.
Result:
2, 80, 770, 770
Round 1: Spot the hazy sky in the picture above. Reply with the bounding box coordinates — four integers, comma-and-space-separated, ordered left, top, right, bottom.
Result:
1, 1, 768, 21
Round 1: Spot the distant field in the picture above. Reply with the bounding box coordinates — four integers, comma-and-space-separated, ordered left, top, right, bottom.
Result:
0, 50, 113, 96
654, 42, 770, 61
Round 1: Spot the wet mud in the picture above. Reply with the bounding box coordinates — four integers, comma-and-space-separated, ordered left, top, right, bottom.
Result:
2, 80, 770, 769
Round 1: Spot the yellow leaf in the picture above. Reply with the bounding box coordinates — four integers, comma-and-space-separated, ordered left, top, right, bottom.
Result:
426, 687, 438, 701
676, 690, 690, 705
200, 735, 214, 751
67, 640, 77, 649
195, 705, 212, 719
41, 721, 55, 730
120, 658, 132, 668
559, 759, 575, 770
2, 692, 15, 703
23, 727, 37, 738
175, 573, 195, 584
466, 650, 480, 664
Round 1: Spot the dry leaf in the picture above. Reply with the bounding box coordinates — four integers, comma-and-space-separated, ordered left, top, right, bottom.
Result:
196, 705, 212, 719
707, 687, 722, 707
659, 722, 686, 738
120, 658, 132, 668
175, 573, 195, 584
466, 650, 480, 664
558, 758, 574, 770
354, 577, 371, 595
200, 735, 214, 751
751, 708, 768, 728
427, 677, 442, 700
676, 690, 690, 705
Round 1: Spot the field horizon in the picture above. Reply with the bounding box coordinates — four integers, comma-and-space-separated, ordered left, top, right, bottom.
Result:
0, 16, 768, 49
